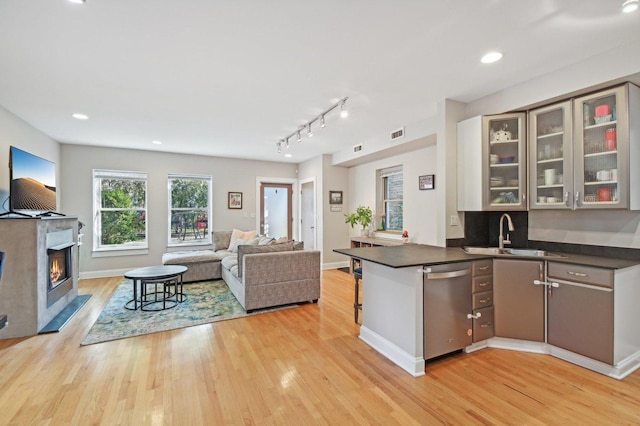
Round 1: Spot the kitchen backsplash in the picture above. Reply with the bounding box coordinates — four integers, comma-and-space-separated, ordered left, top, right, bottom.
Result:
463, 211, 529, 248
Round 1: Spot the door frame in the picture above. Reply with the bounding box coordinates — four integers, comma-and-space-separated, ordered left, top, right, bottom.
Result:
299, 177, 317, 249
255, 177, 298, 238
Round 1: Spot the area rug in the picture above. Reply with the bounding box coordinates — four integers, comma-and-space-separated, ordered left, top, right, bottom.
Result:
82, 279, 292, 345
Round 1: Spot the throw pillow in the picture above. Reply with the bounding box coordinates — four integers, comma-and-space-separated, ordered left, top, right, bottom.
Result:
228, 229, 257, 251
231, 237, 260, 253
258, 236, 275, 245
237, 241, 294, 277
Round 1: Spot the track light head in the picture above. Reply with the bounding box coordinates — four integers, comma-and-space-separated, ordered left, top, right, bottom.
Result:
297, 130, 302, 143
277, 142, 282, 153
284, 138, 290, 148
340, 99, 348, 118
307, 123, 313, 137
320, 114, 326, 128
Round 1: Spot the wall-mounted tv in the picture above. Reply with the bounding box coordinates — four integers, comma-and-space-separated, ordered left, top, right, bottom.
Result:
9, 146, 57, 212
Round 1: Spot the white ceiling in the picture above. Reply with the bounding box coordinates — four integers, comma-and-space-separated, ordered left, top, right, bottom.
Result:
1, 0, 639, 164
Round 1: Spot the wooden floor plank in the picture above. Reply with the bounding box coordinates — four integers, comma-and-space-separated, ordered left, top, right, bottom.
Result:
1, 269, 640, 424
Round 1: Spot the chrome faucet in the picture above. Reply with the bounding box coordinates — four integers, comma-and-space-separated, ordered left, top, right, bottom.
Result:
498, 213, 515, 249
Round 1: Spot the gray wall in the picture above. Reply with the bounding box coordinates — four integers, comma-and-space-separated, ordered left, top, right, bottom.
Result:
0, 105, 61, 212
60, 144, 297, 278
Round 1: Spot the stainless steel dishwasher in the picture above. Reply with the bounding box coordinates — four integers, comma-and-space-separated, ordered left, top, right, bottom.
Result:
422, 262, 474, 360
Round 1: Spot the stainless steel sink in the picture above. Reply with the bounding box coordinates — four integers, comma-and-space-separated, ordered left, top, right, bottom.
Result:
462, 247, 566, 258
502, 248, 565, 258
462, 247, 505, 255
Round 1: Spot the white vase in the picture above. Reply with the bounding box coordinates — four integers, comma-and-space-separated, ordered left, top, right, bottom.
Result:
361, 229, 368, 237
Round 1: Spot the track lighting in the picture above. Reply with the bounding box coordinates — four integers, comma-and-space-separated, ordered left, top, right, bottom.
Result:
276, 97, 348, 153
622, 0, 638, 13
340, 100, 348, 118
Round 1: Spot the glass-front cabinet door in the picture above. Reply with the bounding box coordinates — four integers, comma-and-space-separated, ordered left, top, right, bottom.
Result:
482, 113, 527, 210
529, 101, 573, 209
574, 86, 628, 209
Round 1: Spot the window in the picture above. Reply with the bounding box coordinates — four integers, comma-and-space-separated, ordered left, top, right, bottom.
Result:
378, 166, 403, 231
168, 174, 212, 246
93, 170, 147, 251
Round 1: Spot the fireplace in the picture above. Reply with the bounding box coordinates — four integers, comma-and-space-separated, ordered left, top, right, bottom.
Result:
46, 240, 74, 307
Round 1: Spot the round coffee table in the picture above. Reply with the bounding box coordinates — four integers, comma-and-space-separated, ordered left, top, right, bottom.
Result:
124, 265, 188, 311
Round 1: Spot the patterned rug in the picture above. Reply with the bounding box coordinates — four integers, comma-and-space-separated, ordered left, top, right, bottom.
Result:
82, 279, 291, 345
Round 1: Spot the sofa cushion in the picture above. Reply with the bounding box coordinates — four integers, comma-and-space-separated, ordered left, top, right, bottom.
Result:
228, 229, 257, 251
162, 250, 220, 264
213, 230, 232, 251
221, 255, 238, 269
237, 241, 294, 277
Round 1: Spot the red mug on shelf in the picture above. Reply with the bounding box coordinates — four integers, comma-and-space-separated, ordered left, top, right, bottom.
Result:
605, 129, 617, 151
597, 187, 612, 202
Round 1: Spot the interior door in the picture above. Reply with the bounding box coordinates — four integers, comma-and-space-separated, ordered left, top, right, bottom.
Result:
300, 180, 315, 249
259, 183, 292, 239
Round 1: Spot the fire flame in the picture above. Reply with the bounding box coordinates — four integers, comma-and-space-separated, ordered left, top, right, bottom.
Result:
50, 258, 64, 284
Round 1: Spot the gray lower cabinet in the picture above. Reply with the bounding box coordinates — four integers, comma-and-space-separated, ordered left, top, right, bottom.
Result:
547, 262, 614, 365
494, 259, 545, 342
472, 259, 494, 343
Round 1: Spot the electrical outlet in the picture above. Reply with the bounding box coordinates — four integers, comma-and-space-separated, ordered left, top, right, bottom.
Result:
450, 215, 459, 226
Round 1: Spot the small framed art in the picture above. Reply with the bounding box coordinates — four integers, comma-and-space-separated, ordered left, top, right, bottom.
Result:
419, 174, 435, 190
228, 192, 242, 209
329, 190, 343, 205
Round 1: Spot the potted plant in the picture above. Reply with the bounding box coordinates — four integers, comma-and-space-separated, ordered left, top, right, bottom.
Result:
344, 205, 373, 236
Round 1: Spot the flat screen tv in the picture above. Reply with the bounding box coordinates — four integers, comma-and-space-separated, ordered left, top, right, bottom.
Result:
9, 146, 57, 213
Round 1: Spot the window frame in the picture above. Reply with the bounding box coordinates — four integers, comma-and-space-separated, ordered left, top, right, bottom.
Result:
93, 169, 148, 253
167, 173, 212, 247
378, 166, 403, 233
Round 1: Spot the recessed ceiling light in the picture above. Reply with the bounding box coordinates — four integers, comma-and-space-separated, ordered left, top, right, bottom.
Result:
68, 0, 86, 4
284, 154, 292, 158
152, 140, 162, 145
622, 0, 638, 13
481, 51, 503, 64
72, 113, 88, 120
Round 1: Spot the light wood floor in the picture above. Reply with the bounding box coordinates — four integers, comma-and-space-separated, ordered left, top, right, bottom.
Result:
1, 270, 640, 425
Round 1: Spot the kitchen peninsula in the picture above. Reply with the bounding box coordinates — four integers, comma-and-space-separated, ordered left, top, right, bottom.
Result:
334, 243, 640, 379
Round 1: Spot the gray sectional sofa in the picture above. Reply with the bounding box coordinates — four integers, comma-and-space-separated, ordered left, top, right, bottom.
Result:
162, 230, 321, 311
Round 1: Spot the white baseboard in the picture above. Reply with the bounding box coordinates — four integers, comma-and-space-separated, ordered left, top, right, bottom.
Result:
79, 268, 130, 280
322, 261, 349, 270
359, 325, 425, 377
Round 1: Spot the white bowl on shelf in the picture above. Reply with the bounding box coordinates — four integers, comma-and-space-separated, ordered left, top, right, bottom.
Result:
593, 115, 612, 124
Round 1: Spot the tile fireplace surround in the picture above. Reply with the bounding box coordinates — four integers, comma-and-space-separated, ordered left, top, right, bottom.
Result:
0, 216, 79, 339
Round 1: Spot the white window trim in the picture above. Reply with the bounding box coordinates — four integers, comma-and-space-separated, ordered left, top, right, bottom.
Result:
167, 173, 213, 247
93, 169, 148, 253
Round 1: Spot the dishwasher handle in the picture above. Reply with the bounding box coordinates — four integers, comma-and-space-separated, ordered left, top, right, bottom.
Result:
421, 268, 471, 280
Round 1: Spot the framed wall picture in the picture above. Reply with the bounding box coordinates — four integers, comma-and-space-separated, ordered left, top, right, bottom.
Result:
228, 192, 242, 209
329, 190, 343, 205
419, 174, 435, 190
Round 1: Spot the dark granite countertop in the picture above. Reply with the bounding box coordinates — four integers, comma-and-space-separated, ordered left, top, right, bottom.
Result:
333, 244, 640, 270
334, 244, 491, 268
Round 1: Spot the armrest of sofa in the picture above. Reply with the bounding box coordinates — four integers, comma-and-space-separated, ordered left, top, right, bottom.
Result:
242, 250, 320, 286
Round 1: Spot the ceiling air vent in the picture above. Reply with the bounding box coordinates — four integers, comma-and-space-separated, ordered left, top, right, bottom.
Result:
353, 144, 363, 153
390, 127, 405, 141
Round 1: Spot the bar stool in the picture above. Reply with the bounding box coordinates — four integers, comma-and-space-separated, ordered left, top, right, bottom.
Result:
354, 267, 362, 323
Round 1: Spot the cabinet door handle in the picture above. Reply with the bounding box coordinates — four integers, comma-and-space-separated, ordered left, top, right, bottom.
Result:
479, 298, 491, 303
564, 191, 571, 207
575, 191, 582, 208
467, 312, 482, 319
478, 281, 489, 287
480, 322, 492, 328
567, 271, 588, 278
478, 266, 490, 271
